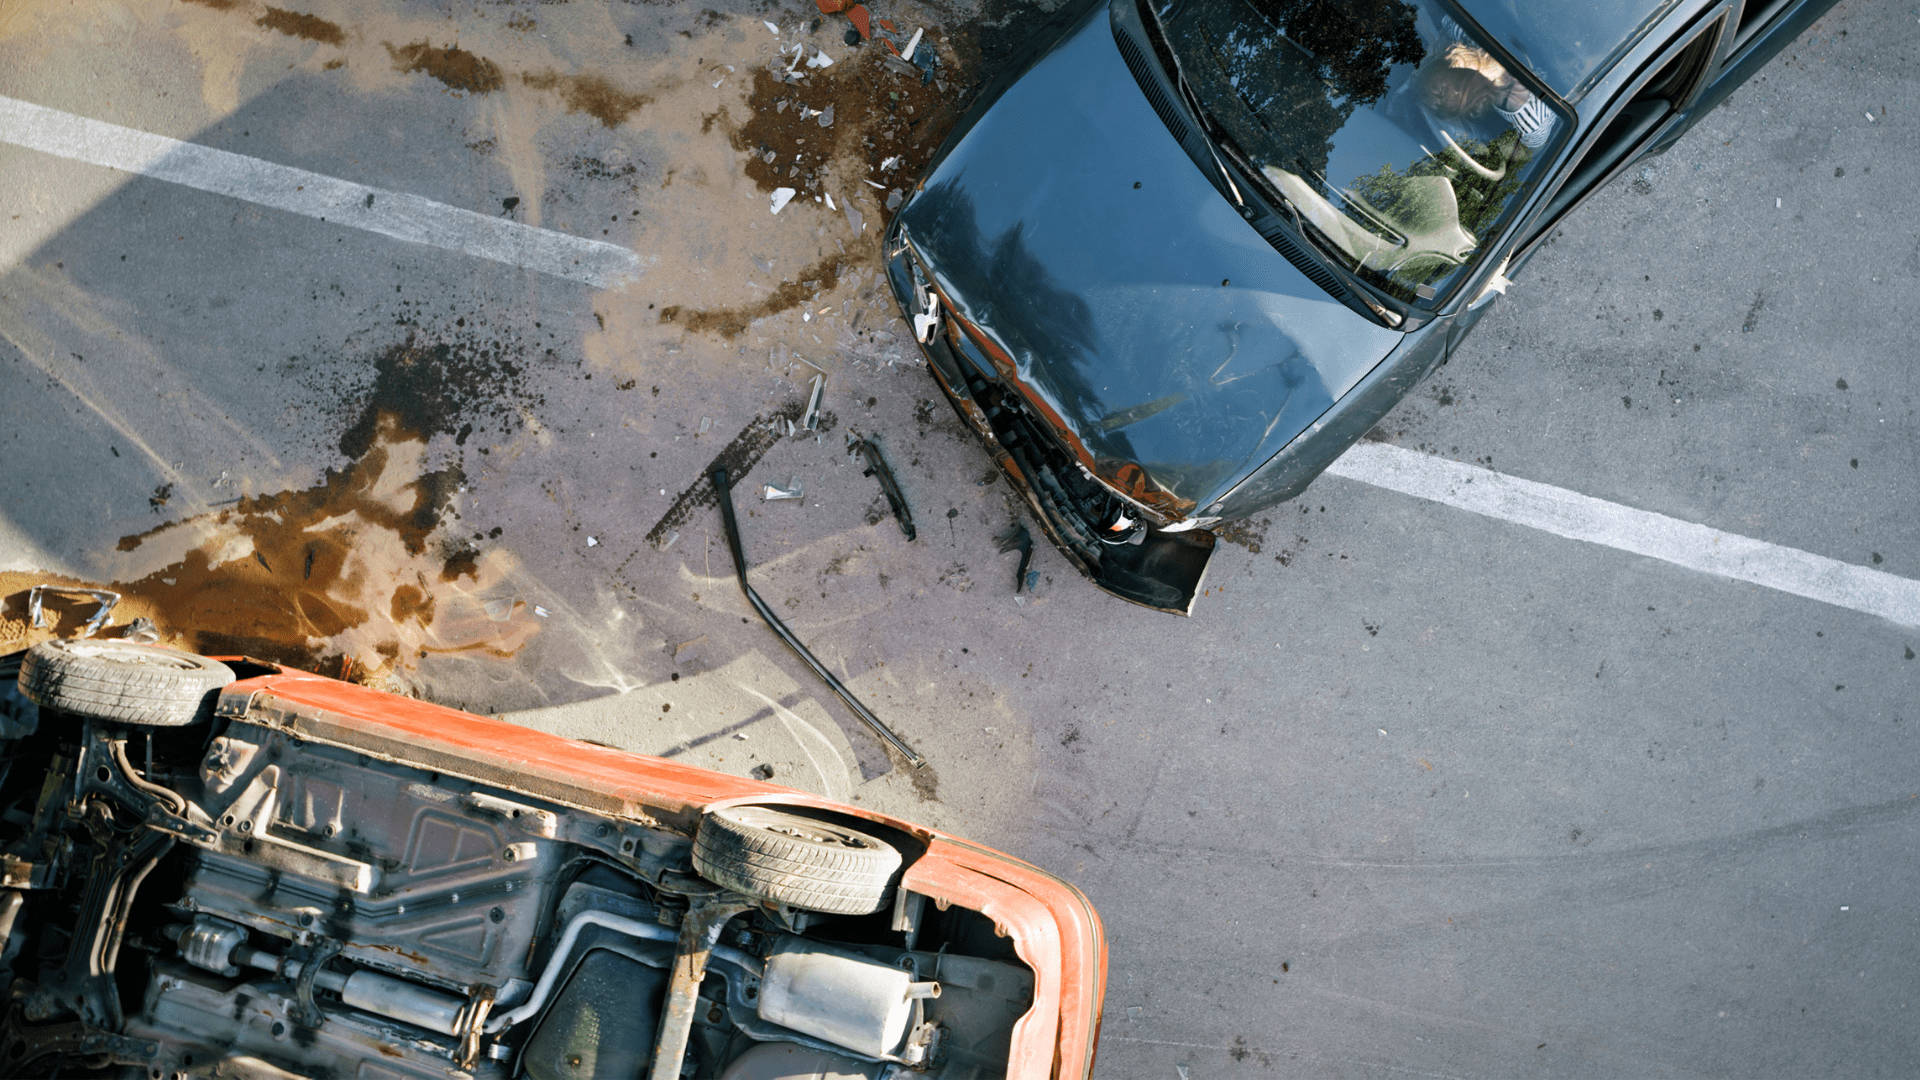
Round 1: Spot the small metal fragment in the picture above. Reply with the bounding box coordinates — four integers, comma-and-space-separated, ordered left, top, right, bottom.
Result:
762, 479, 804, 501
996, 523, 1034, 593
27, 585, 121, 638
801, 374, 825, 431
848, 437, 916, 541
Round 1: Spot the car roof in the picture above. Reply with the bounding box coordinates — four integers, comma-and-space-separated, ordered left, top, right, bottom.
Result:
1456, 0, 1687, 99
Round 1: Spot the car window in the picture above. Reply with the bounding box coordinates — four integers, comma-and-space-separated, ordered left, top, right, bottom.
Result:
1454, 0, 1686, 98
1157, 0, 1569, 308
1528, 13, 1724, 231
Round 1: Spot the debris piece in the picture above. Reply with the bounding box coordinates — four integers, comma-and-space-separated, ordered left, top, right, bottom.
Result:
750, 763, 776, 780
533, 606, 550, 618
848, 5, 872, 39
816, 0, 848, 12
807, 49, 835, 68
848, 436, 916, 541
817, 104, 835, 127
711, 467, 926, 768
996, 523, 1034, 593
762, 479, 805, 501
802, 374, 826, 431
879, 155, 901, 171
673, 635, 707, 662
764, 20, 780, 34
825, 191, 837, 210
900, 27, 924, 62
843, 200, 866, 233
770, 187, 797, 214
885, 188, 904, 211
587, 536, 600, 547
121, 617, 160, 645
734, 731, 750, 740
27, 585, 120, 638
657, 529, 680, 551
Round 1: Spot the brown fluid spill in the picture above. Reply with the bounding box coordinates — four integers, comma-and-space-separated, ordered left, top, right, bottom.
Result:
2, 417, 538, 681
521, 71, 652, 128
257, 7, 345, 46
178, 0, 241, 8
386, 41, 504, 94
657, 253, 846, 339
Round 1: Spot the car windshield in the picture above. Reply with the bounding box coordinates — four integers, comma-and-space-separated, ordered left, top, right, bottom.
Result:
1157, 0, 1565, 307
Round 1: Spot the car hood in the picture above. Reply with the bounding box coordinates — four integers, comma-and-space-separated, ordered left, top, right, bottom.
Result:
894, 0, 1405, 514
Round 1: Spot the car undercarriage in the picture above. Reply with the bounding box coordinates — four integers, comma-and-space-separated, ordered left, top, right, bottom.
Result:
0, 643, 1043, 1080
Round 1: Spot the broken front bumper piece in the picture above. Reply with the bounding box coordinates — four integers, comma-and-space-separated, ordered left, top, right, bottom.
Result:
885, 241, 1214, 614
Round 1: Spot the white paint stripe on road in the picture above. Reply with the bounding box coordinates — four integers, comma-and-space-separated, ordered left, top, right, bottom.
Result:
0, 95, 645, 289
1326, 441, 1920, 628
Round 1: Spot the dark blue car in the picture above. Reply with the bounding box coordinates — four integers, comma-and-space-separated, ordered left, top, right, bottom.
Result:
886, 0, 1838, 612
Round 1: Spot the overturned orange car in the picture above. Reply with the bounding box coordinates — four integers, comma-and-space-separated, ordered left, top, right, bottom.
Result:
0, 639, 1104, 1078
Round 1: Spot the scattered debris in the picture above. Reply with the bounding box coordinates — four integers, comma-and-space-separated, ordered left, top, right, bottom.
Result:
762, 479, 805, 501
848, 436, 916, 541
802, 374, 826, 431
996, 523, 1034, 593
711, 467, 926, 768
27, 585, 121, 638
770, 187, 797, 214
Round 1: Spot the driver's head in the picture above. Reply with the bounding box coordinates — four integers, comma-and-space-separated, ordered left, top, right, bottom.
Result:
1420, 44, 1506, 118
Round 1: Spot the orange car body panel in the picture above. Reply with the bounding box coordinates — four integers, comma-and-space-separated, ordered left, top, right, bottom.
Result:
221, 666, 1107, 1078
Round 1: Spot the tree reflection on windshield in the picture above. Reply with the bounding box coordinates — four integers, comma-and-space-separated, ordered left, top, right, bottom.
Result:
1161, 0, 1562, 306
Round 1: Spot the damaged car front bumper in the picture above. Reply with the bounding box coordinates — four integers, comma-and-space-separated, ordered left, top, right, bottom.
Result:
885, 230, 1215, 614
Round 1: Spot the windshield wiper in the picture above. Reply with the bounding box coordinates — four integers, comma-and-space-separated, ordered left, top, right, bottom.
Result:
1138, 1, 1243, 208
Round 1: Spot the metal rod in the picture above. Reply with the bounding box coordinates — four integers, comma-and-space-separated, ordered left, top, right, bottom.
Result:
647, 899, 751, 1080
711, 467, 927, 769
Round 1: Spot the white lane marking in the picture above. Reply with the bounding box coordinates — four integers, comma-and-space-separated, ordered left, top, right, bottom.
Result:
0, 95, 645, 289
1326, 441, 1920, 628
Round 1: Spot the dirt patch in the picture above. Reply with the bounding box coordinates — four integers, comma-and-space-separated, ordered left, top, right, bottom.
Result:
658, 253, 847, 338
1214, 517, 1269, 554
386, 41, 504, 94
257, 6, 344, 46
522, 71, 653, 128
726, 48, 965, 204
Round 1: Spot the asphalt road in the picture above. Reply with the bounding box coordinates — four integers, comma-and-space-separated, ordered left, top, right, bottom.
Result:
2, 1, 1916, 1077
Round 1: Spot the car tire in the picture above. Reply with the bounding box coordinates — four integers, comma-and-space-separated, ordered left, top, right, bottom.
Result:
692, 805, 902, 915
18, 639, 236, 727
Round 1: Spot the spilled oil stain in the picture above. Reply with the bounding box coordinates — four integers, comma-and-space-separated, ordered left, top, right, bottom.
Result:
335, 333, 540, 460
521, 71, 652, 128
256, 6, 344, 46
386, 41, 504, 94
658, 253, 846, 339
2, 417, 537, 681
